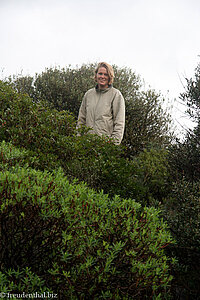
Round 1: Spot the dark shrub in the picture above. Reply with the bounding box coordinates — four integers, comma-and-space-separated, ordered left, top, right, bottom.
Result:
0, 81, 171, 206
0, 268, 52, 297
162, 179, 200, 299
0, 159, 175, 299
8, 63, 173, 157
0, 80, 77, 171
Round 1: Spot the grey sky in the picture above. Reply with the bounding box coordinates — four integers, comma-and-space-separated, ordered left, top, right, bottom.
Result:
0, 0, 200, 134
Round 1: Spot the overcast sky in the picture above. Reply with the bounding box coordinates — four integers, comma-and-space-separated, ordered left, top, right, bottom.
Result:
0, 0, 200, 135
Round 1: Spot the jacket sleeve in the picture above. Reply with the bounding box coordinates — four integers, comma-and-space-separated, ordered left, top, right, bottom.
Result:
111, 91, 125, 145
77, 94, 87, 129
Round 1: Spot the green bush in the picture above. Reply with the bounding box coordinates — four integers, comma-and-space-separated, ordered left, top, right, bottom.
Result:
168, 61, 200, 182
162, 179, 200, 299
0, 80, 77, 171
7, 63, 173, 156
133, 146, 171, 206
0, 146, 175, 298
0, 140, 31, 171
0, 268, 52, 299
0, 81, 171, 206
62, 133, 141, 199
168, 136, 200, 182
2, 61, 199, 299
62, 135, 171, 205
0, 80, 76, 143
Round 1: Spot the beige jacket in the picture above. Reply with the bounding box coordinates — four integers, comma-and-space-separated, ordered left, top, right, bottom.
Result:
77, 85, 125, 144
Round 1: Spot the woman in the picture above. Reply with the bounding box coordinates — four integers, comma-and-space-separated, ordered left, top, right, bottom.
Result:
77, 62, 125, 145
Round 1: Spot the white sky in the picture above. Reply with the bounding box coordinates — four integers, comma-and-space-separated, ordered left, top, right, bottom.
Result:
0, 0, 200, 136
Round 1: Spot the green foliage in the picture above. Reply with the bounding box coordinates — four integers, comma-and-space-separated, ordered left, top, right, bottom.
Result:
9, 74, 36, 101
180, 62, 200, 121
9, 64, 95, 114
0, 268, 52, 298
168, 61, 200, 182
168, 134, 200, 182
0, 81, 171, 206
0, 140, 31, 171
59, 134, 171, 205
112, 65, 172, 155
162, 179, 200, 299
0, 167, 67, 273
0, 80, 76, 141
0, 80, 76, 171
162, 61, 200, 299
0, 149, 175, 298
133, 146, 171, 205
8, 63, 173, 156
2, 60, 200, 299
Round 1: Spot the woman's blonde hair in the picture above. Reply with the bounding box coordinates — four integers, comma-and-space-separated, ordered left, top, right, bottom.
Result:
94, 62, 114, 85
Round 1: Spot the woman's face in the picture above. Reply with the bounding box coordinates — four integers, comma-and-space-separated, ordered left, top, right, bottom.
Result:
96, 67, 109, 89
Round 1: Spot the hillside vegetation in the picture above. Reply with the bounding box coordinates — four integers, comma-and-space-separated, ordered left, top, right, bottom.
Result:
1, 62, 200, 299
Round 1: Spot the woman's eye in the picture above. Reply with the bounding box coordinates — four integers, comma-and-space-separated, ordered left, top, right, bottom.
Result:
98, 72, 108, 76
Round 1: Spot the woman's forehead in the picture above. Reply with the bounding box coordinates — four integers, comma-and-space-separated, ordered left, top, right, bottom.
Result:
98, 67, 108, 73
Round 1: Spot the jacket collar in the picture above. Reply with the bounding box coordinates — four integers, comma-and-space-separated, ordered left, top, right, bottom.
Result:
95, 84, 112, 93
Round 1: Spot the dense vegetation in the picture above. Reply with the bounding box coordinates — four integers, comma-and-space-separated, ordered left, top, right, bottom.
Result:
0, 62, 199, 299
9, 64, 172, 156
